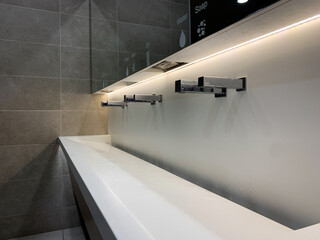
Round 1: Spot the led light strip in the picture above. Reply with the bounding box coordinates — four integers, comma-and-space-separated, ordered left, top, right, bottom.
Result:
108, 13, 320, 95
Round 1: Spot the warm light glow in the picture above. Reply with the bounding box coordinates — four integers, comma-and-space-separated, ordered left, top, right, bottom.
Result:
238, 0, 248, 3
108, 13, 320, 95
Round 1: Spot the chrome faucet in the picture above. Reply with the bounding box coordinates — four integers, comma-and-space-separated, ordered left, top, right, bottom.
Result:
101, 101, 127, 108
124, 94, 163, 105
175, 80, 227, 97
198, 76, 246, 91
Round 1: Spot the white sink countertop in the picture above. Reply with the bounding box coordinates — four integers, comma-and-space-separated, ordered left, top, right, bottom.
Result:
59, 135, 319, 240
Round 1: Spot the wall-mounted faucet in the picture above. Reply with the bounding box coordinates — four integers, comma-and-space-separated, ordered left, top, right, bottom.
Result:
124, 94, 163, 105
101, 101, 127, 108
198, 77, 246, 92
175, 80, 227, 97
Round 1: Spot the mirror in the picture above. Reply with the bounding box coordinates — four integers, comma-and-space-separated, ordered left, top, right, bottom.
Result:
91, 0, 280, 93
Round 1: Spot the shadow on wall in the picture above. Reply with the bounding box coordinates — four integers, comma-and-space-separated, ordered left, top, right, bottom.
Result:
0, 142, 81, 239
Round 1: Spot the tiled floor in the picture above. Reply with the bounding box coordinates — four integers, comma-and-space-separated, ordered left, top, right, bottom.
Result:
9, 227, 87, 240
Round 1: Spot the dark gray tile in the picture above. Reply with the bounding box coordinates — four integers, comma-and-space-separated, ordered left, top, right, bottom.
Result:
91, 18, 117, 51
0, 40, 60, 77
61, 14, 90, 48
171, 0, 188, 4
0, 76, 60, 110
60, 147, 70, 176
42, 144, 63, 178
63, 176, 76, 207
61, 79, 105, 110
118, 22, 170, 55
10, 230, 63, 240
63, 227, 86, 240
91, 0, 117, 20
61, 47, 90, 79
170, 29, 189, 54
0, 5, 60, 44
61, 110, 108, 136
60, 0, 89, 17
118, 0, 170, 28
171, 2, 189, 30
61, 0, 117, 20
0, 111, 60, 145
0, 0, 60, 12
0, 177, 63, 217
0, 209, 62, 239
0, 144, 61, 181
62, 206, 81, 228
92, 49, 118, 81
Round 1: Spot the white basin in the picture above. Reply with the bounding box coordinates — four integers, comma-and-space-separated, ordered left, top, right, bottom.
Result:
59, 135, 319, 240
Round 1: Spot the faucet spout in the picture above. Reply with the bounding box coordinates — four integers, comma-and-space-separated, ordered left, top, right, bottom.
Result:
101, 101, 127, 108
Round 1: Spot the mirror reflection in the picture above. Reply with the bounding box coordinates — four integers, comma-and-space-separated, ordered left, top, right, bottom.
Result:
91, 0, 280, 93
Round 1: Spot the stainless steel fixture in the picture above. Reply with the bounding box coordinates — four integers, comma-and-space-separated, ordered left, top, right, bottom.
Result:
198, 77, 246, 91
101, 101, 127, 108
124, 94, 163, 105
175, 80, 227, 97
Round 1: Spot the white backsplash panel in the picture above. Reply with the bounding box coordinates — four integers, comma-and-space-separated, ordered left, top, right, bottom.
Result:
107, 11, 320, 229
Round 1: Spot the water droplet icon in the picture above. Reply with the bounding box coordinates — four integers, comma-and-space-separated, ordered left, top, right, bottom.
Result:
179, 30, 186, 48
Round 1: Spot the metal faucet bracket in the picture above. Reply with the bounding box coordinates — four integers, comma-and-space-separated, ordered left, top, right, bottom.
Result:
198, 76, 246, 91
124, 94, 163, 105
101, 101, 127, 108
175, 80, 227, 97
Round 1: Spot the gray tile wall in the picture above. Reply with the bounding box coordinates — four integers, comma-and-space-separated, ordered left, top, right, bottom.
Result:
0, 1, 108, 239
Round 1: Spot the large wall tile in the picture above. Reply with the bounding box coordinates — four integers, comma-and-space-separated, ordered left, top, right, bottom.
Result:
118, 0, 170, 28
0, 5, 60, 44
0, 0, 60, 12
61, 79, 105, 110
91, 18, 117, 51
61, 0, 117, 20
0, 76, 60, 110
118, 22, 170, 55
62, 206, 81, 229
92, 49, 118, 81
170, 2, 189, 31
0, 209, 62, 239
61, 47, 90, 79
61, 14, 89, 48
10, 230, 64, 240
63, 176, 76, 207
0, 111, 60, 145
90, 0, 117, 20
171, 0, 188, 3
60, 147, 70, 176
0, 144, 61, 181
60, 0, 89, 17
0, 177, 62, 217
62, 110, 107, 136
0, 40, 60, 77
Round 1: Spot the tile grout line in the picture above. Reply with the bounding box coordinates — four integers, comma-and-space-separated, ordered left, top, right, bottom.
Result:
0, 74, 121, 82
116, 0, 120, 84
0, 2, 114, 21
60, 1, 62, 138
0, 110, 104, 112
59, 0, 64, 237
0, 39, 124, 52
